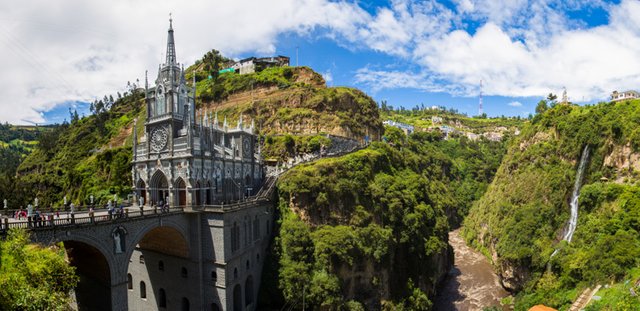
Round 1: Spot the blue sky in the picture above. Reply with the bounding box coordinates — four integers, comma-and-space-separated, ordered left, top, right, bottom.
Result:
3, 0, 639, 124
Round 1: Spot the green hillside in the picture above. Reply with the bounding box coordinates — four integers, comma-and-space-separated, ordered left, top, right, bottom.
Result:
13, 54, 382, 208
259, 124, 509, 309
0, 124, 51, 207
463, 100, 640, 310
16, 91, 144, 207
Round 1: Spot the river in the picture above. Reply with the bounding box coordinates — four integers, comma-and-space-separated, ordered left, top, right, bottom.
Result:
434, 229, 511, 311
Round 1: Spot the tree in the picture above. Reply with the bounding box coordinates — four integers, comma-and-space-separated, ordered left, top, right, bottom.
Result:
0, 229, 78, 310
535, 100, 548, 114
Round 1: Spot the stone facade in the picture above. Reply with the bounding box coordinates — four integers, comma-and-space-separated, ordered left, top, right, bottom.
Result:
133, 18, 263, 208
28, 19, 273, 311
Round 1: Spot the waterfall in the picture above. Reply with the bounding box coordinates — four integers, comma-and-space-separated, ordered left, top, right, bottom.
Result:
551, 145, 590, 258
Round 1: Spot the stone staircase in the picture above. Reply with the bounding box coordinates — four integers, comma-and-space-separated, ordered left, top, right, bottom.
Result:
569, 285, 601, 311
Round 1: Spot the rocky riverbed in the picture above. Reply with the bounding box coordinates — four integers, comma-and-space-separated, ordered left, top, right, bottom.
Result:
434, 229, 510, 311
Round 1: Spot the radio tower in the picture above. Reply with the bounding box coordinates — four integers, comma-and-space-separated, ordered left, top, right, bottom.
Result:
479, 79, 484, 116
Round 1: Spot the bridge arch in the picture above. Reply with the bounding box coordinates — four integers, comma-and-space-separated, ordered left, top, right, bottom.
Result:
58, 234, 114, 311
125, 218, 191, 310
149, 170, 169, 205
126, 219, 190, 262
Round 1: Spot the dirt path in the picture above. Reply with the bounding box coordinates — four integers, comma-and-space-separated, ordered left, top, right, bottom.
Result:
434, 229, 510, 311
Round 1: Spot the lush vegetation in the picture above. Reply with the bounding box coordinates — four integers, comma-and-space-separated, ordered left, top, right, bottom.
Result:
261, 134, 332, 162
0, 124, 50, 208
16, 91, 144, 207
185, 55, 382, 141
260, 125, 508, 309
463, 99, 640, 309
379, 102, 525, 134
0, 229, 77, 310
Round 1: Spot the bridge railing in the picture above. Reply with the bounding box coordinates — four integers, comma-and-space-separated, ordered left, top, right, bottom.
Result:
0, 206, 185, 232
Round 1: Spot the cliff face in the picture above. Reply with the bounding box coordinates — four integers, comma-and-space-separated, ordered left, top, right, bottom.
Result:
263, 130, 509, 309
194, 67, 383, 143
279, 143, 453, 310
462, 100, 640, 306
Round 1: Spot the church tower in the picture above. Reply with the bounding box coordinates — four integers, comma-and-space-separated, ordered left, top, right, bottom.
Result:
144, 17, 195, 156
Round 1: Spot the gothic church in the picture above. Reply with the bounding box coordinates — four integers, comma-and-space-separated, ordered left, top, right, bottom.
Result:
132, 18, 263, 207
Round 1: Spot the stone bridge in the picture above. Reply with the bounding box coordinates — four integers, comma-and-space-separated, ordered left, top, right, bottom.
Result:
1, 189, 276, 311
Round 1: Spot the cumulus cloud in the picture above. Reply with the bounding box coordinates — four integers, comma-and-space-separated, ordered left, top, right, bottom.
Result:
0, 0, 372, 124
2, 0, 639, 124
354, 0, 640, 103
508, 101, 522, 107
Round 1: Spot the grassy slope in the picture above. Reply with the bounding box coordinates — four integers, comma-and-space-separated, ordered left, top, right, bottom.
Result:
188, 66, 383, 143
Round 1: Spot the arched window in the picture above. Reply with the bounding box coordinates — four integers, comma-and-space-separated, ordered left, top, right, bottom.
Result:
139, 255, 145, 264
257, 253, 260, 262
159, 288, 167, 308
181, 267, 188, 278
231, 222, 239, 252
127, 274, 133, 290
253, 216, 259, 241
233, 285, 242, 311
140, 281, 147, 299
159, 260, 164, 271
211, 270, 217, 282
245, 275, 254, 307
246, 260, 250, 270
244, 220, 249, 246
234, 268, 238, 280
182, 297, 190, 311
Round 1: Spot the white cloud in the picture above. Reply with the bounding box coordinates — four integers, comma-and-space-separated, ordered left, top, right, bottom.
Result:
2, 0, 639, 124
353, 0, 640, 103
0, 0, 372, 124
322, 70, 333, 85
508, 101, 522, 107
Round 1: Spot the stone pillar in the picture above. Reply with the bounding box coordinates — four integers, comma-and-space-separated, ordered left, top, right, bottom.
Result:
145, 186, 150, 207
111, 280, 129, 311
168, 186, 174, 207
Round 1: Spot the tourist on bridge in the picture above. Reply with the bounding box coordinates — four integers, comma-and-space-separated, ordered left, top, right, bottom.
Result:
108, 203, 115, 220
117, 204, 125, 219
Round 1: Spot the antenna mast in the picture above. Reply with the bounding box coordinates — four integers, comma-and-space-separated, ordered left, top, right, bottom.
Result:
479, 79, 484, 116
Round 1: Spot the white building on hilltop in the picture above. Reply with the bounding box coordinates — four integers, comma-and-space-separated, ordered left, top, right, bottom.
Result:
611, 90, 639, 102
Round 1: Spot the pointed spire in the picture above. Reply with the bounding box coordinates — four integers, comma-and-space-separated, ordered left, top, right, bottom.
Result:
145, 70, 148, 90
238, 114, 243, 129
214, 111, 219, 129
223, 115, 228, 130
133, 118, 138, 144
166, 14, 176, 65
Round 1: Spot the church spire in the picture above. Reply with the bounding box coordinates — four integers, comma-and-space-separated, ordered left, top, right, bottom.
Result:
166, 14, 176, 65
